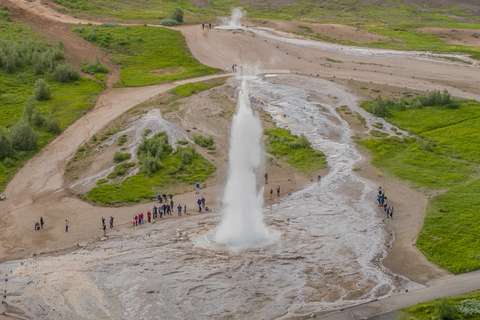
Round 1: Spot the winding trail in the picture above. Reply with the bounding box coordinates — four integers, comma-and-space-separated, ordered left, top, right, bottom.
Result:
1, 1, 480, 318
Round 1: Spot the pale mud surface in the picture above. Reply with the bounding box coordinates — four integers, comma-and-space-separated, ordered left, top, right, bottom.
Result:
0, 76, 424, 319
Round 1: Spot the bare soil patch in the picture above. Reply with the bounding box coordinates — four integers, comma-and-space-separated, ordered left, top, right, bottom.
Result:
417, 27, 480, 47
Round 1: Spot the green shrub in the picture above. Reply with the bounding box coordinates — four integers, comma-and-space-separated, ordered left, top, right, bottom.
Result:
171, 8, 184, 23
117, 134, 127, 146
194, 135, 213, 148
54, 64, 80, 83
33, 78, 51, 101
44, 117, 61, 134
9, 120, 38, 151
22, 99, 36, 123
159, 19, 181, 26
137, 132, 172, 159
97, 178, 108, 185
178, 146, 196, 165
81, 57, 109, 75
101, 22, 118, 27
113, 151, 131, 163
435, 298, 458, 320
0, 128, 14, 159
108, 162, 135, 179
1, 5, 8, 10
3, 157, 15, 168
139, 154, 164, 177
177, 140, 188, 145
458, 298, 480, 316
31, 109, 45, 127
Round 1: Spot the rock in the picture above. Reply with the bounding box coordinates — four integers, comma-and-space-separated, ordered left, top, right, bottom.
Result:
100, 237, 107, 241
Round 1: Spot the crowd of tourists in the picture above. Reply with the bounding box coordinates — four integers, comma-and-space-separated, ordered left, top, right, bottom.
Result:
131, 193, 208, 228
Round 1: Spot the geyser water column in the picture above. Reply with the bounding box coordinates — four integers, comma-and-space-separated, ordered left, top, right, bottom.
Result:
214, 79, 268, 247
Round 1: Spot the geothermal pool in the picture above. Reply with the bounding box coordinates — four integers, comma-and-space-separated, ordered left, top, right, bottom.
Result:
0, 75, 423, 319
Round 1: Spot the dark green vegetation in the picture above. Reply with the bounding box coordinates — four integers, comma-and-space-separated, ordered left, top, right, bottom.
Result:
81, 57, 109, 75
50, 1, 480, 59
85, 131, 215, 205
401, 292, 480, 320
360, 94, 480, 274
265, 128, 327, 173
194, 134, 214, 148
172, 81, 223, 98
73, 25, 219, 87
0, 20, 103, 193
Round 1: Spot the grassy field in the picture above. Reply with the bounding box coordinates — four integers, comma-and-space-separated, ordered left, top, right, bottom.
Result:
401, 291, 480, 320
85, 149, 215, 206
0, 20, 103, 193
265, 128, 327, 174
359, 97, 480, 274
73, 25, 219, 87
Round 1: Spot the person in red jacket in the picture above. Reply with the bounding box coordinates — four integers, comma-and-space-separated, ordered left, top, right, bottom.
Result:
147, 211, 152, 223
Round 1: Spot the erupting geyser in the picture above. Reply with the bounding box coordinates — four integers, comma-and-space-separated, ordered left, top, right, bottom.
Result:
213, 80, 268, 247
215, 7, 245, 30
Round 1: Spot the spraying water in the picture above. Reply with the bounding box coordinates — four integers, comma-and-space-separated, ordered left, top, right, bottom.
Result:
215, 7, 245, 30
213, 80, 268, 247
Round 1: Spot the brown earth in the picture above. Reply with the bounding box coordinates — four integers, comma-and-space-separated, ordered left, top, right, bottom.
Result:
1, 0, 480, 295
417, 27, 480, 47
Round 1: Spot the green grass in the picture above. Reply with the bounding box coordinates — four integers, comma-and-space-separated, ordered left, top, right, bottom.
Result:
265, 128, 327, 174
360, 137, 473, 189
86, 151, 215, 205
172, 81, 223, 98
0, 21, 103, 193
360, 98, 480, 274
72, 25, 219, 87
401, 292, 480, 320
416, 179, 480, 274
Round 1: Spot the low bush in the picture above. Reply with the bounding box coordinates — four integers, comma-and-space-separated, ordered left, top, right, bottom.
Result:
178, 146, 196, 165
54, 64, 80, 83
117, 134, 127, 146
362, 90, 460, 118
194, 135, 213, 148
97, 178, 108, 185
171, 8, 184, 23
33, 78, 51, 101
0, 128, 13, 159
137, 132, 173, 159
108, 162, 135, 179
113, 151, 131, 163
139, 154, 164, 177
159, 19, 181, 26
458, 298, 480, 316
9, 120, 38, 151
81, 57, 109, 75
